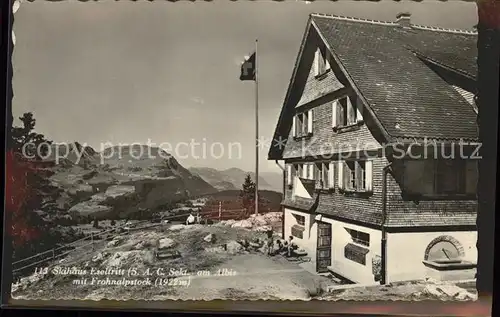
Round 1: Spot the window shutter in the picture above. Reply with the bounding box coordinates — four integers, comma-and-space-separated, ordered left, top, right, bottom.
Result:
321, 163, 329, 188
332, 101, 338, 128
302, 164, 307, 179
365, 161, 373, 191
318, 50, 325, 74
314, 50, 320, 76
356, 98, 363, 122
328, 162, 335, 189
338, 161, 344, 189
325, 50, 331, 70
287, 165, 292, 185
307, 110, 313, 134
309, 164, 314, 180
292, 116, 297, 137
347, 96, 355, 124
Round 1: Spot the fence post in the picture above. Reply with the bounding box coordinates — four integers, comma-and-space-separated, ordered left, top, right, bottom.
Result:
52, 249, 55, 259
91, 232, 94, 251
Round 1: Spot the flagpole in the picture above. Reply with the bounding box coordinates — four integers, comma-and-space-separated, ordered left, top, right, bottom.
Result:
254, 39, 259, 216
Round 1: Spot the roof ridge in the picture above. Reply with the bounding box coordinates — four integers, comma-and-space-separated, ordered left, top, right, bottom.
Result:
310, 13, 477, 35
310, 13, 396, 26
411, 24, 478, 35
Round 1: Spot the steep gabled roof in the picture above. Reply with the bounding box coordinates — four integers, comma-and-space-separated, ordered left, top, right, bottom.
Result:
269, 14, 478, 160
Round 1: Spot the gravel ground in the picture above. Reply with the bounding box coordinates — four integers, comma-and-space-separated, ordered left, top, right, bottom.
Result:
172, 254, 331, 300
12, 214, 335, 301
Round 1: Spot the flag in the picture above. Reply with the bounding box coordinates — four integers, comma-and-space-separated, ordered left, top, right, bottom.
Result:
240, 52, 256, 81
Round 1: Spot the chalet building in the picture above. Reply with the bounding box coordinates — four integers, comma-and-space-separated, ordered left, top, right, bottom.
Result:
268, 13, 479, 285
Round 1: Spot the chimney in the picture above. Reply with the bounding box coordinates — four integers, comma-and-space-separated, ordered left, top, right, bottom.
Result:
396, 12, 412, 28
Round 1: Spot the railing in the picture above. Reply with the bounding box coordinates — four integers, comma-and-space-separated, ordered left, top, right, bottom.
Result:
11, 205, 249, 276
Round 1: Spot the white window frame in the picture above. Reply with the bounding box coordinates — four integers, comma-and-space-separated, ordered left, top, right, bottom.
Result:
339, 160, 373, 192
334, 95, 362, 128
293, 110, 314, 138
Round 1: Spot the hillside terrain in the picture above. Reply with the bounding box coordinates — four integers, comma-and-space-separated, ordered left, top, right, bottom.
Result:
189, 167, 282, 192
41, 143, 217, 222
15, 142, 284, 265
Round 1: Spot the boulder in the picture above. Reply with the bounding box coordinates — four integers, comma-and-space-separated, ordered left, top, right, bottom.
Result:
134, 241, 151, 250
203, 233, 216, 243
156, 249, 182, 260
231, 219, 253, 229
169, 224, 187, 231
249, 214, 268, 226
92, 252, 105, 262
106, 239, 120, 248
104, 250, 154, 268
263, 212, 282, 222
226, 240, 244, 255
158, 238, 175, 250
254, 225, 272, 232
219, 219, 236, 226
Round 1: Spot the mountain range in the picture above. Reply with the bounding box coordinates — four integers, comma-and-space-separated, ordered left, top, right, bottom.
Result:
40, 143, 282, 221
188, 167, 283, 192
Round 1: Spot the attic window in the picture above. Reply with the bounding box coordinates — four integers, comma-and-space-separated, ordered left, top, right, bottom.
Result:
314, 48, 331, 77
292, 110, 313, 138
332, 95, 363, 129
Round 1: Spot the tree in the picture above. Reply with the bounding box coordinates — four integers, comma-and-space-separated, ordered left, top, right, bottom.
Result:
239, 174, 268, 216
11, 112, 53, 159
475, 0, 499, 296
93, 218, 99, 229
240, 174, 256, 214
6, 113, 57, 265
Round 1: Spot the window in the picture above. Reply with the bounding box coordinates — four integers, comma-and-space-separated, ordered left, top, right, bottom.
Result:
294, 164, 303, 178
332, 96, 363, 129
291, 213, 306, 239
314, 48, 331, 76
341, 160, 372, 192
345, 228, 370, 247
344, 243, 369, 265
293, 213, 306, 226
314, 162, 335, 190
403, 160, 477, 196
315, 162, 323, 184
303, 163, 315, 180
292, 110, 313, 138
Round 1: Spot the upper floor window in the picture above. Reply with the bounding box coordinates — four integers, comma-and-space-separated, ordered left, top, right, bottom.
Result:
302, 163, 315, 180
332, 95, 363, 129
338, 160, 373, 192
314, 48, 331, 77
292, 213, 306, 226
315, 161, 335, 190
402, 159, 477, 197
292, 110, 313, 138
294, 163, 303, 178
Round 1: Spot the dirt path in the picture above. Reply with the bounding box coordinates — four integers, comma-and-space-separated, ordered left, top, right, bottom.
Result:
173, 254, 331, 300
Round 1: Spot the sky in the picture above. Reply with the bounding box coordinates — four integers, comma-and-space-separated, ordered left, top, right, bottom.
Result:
12, 0, 477, 174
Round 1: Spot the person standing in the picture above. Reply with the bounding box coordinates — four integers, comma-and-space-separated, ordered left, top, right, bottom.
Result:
265, 228, 274, 256
286, 235, 295, 257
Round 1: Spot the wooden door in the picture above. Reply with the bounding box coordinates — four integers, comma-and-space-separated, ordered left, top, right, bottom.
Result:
316, 221, 332, 273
